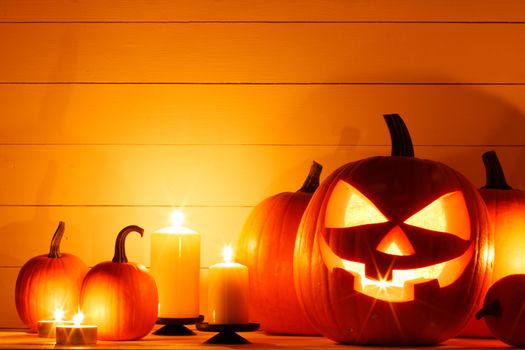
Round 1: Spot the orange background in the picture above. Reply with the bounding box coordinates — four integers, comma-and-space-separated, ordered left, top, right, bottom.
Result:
2, 0, 525, 328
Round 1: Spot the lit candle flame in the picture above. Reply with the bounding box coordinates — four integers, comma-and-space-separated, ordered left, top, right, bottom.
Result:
223, 246, 233, 263
171, 209, 184, 228
72, 311, 84, 327
53, 309, 64, 322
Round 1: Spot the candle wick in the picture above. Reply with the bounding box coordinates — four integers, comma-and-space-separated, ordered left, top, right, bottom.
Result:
73, 312, 84, 327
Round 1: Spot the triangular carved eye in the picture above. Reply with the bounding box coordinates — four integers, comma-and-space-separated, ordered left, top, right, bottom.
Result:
404, 191, 470, 240
326, 180, 388, 228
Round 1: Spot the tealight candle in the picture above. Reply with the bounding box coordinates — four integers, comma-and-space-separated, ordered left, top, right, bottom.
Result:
55, 311, 97, 345
208, 246, 249, 324
151, 209, 200, 318
37, 309, 73, 338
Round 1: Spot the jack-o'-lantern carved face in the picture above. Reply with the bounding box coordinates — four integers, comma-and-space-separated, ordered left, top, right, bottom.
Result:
320, 180, 474, 302
293, 114, 491, 345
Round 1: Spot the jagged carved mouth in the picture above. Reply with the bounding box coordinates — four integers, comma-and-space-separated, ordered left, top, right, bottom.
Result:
319, 235, 473, 302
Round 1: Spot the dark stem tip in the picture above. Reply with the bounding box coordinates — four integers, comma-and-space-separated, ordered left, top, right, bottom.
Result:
383, 114, 415, 157
298, 161, 323, 193
481, 150, 513, 190
475, 300, 502, 320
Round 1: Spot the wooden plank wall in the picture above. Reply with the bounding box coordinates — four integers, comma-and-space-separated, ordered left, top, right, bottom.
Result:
1, 0, 525, 328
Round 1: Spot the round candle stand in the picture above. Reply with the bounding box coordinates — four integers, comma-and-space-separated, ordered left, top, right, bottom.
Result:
196, 322, 259, 344
153, 315, 204, 335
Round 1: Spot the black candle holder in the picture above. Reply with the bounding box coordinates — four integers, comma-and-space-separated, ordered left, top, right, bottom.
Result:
153, 315, 204, 335
196, 322, 260, 344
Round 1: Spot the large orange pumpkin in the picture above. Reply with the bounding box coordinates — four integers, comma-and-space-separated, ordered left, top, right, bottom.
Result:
15, 221, 88, 331
461, 150, 525, 337
80, 225, 158, 340
294, 114, 492, 345
237, 161, 322, 335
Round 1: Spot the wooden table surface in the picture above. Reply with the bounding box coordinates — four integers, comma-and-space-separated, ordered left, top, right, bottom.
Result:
0, 327, 510, 350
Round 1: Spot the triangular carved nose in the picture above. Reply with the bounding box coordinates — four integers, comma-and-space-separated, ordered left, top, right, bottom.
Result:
376, 226, 415, 256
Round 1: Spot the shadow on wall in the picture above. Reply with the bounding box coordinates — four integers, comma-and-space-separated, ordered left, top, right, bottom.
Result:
0, 26, 80, 265
297, 83, 525, 190
0, 162, 58, 266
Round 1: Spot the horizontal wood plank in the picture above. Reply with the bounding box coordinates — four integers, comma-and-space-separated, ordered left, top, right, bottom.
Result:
0, 0, 524, 22
0, 145, 347, 206
0, 146, 524, 266
2, 23, 525, 83
3, 145, 524, 264
3, 145, 524, 207
0, 206, 253, 267
1, 85, 525, 146
0, 268, 24, 329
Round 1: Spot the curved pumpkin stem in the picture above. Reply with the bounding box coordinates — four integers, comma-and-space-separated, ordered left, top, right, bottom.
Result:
112, 225, 144, 263
297, 161, 323, 193
48, 221, 65, 258
475, 300, 501, 320
482, 150, 513, 190
384, 114, 415, 157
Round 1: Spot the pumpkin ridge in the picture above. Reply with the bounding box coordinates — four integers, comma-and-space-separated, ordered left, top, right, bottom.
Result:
255, 194, 290, 324
237, 162, 322, 334
274, 193, 307, 327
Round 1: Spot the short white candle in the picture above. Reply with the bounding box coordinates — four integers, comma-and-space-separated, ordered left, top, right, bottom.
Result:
37, 309, 73, 338
55, 311, 97, 346
208, 246, 249, 324
151, 209, 200, 318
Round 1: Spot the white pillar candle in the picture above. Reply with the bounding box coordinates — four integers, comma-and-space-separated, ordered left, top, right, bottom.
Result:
208, 246, 249, 324
151, 209, 200, 318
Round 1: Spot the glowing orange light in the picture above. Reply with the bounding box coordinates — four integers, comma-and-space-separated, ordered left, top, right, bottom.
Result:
72, 311, 84, 327
376, 226, 415, 256
325, 180, 387, 228
320, 235, 474, 302
53, 309, 65, 322
322, 182, 474, 302
404, 191, 470, 240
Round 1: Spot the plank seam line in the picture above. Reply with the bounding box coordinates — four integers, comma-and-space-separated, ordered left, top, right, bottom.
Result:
0, 143, 523, 147
0, 204, 255, 208
2, 82, 525, 86
2, 20, 525, 24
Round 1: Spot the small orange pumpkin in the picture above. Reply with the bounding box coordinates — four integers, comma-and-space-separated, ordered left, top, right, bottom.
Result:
237, 161, 322, 335
476, 274, 525, 347
15, 221, 88, 331
80, 225, 158, 340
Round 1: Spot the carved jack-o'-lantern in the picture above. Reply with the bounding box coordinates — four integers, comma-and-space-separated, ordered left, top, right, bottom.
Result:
294, 114, 492, 345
